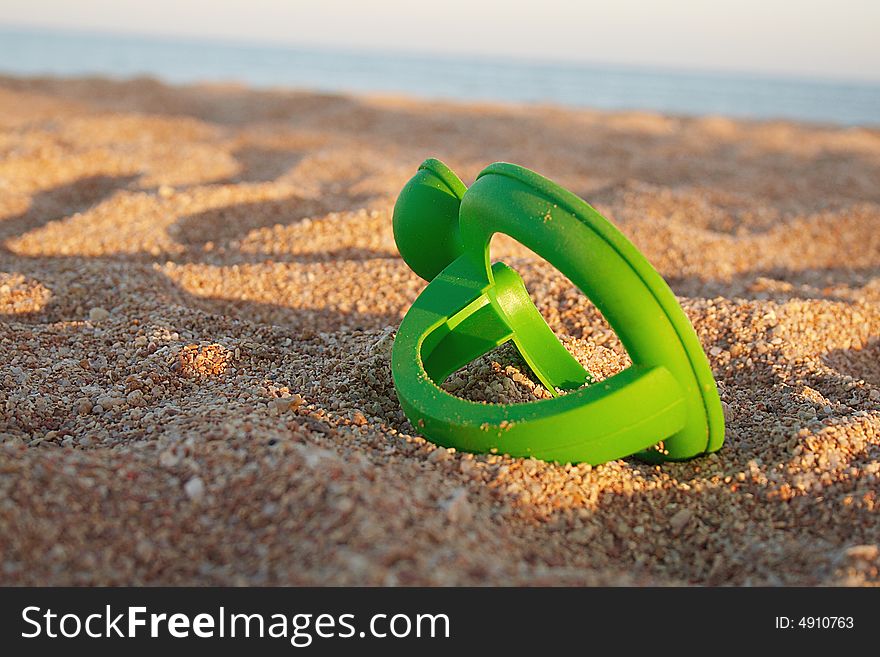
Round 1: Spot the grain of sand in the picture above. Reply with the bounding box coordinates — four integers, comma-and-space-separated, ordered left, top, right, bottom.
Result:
0, 76, 879, 585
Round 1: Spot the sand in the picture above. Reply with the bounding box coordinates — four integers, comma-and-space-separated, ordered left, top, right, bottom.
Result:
0, 75, 878, 586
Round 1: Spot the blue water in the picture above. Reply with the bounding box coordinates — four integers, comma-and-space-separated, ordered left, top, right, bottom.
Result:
1, 27, 878, 126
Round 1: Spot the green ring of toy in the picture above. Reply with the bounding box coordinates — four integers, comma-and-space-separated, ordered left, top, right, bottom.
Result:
391, 158, 724, 465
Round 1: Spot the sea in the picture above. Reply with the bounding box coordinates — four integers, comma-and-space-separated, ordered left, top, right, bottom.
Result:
0, 27, 878, 126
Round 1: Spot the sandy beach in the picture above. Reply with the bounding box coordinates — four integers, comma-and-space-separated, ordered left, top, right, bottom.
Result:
0, 75, 878, 586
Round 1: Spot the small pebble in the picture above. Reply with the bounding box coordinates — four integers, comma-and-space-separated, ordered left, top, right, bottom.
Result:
184, 477, 205, 501
443, 488, 473, 524
272, 398, 291, 413
669, 508, 693, 533
88, 307, 110, 322
844, 544, 878, 561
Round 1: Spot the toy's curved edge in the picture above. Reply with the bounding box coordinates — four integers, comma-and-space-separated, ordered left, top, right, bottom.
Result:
418, 158, 467, 199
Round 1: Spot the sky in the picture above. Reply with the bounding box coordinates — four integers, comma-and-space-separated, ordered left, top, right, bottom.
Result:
1, 0, 878, 83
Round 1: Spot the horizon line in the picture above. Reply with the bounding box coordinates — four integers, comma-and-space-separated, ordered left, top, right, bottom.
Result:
2, 21, 879, 89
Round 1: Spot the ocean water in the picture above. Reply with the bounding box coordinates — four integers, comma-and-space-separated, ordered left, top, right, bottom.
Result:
0, 27, 878, 126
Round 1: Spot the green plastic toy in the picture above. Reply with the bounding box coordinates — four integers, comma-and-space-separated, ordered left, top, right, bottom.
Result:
391, 158, 724, 465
